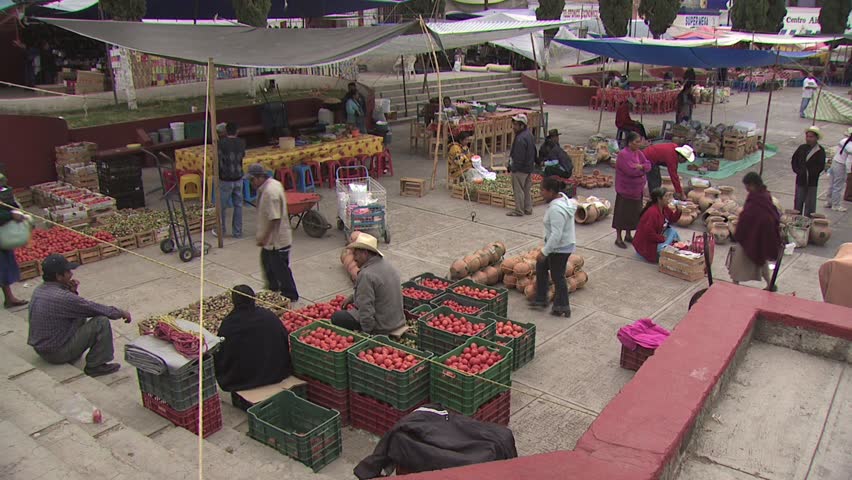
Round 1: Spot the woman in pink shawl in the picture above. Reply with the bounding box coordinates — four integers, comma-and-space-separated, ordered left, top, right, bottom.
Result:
727, 172, 781, 291
612, 132, 652, 249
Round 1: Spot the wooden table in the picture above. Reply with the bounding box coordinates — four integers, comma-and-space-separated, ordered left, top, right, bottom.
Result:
174, 135, 385, 173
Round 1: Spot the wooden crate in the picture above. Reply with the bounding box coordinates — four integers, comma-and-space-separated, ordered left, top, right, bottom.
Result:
724, 146, 746, 161
78, 246, 102, 264
187, 219, 203, 234
62, 250, 80, 264
659, 250, 705, 282
400, 177, 427, 197
490, 194, 506, 208
135, 230, 156, 248
19, 260, 40, 280
13, 188, 33, 208
117, 235, 137, 251
477, 191, 492, 205
99, 243, 120, 258
696, 142, 721, 157
450, 184, 473, 200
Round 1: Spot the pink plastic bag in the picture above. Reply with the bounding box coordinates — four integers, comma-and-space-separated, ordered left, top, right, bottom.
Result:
617, 318, 670, 351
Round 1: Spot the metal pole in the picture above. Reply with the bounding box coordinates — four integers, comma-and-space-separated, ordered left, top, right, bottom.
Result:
401, 55, 408, 117
576, 6, 583, 65
811, 50, 831, 125
811, 84, 823, 126
422, 18, 443, 190
746, 31, 755, 106
709, 73, 717, 124
207, 58, 223, 249
639, 62, 645, 126
530, 33, 546, 141
759, 51, 780, 177
597, 57, 607, 133
98, 6, 119, 106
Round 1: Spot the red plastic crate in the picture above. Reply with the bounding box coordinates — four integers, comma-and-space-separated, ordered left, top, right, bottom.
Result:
619, 344, 656, 371
349, 391, 426, 437
471, 390, 511, 426
304, 376, 350, 426
141, 392, 223, 437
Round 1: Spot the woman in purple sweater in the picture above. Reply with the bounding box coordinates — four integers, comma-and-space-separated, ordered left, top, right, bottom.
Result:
612, 132, 652, 249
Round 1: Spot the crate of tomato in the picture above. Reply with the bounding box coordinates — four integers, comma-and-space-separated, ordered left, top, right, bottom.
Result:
429, 291, 488, 316
431, 337, 513, 416
400, 282, 438, 311
290, 322, 365, 390
449, 279, 508, 317
409, 272, 452, 294
480, 312, 536, 371
348, 336, 433, 411
417, 306, 495, 355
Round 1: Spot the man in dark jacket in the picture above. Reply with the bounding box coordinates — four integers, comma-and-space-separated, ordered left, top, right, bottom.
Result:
538, 129, 573, 178
213, 285, 291, 392
217, 122, 246, 238
791, 126, 826, 217
507, 113, 537, 217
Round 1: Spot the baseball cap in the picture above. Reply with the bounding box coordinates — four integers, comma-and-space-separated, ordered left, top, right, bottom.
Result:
244, 163, 266, 180
511, 113, 528, 125
42, 253, 79, 276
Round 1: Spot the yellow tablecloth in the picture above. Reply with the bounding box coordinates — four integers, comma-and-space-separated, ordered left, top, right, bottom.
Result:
174, 135, 384, 174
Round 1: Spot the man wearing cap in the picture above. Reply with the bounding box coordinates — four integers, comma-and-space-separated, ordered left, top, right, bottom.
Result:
247, 163, 299, 302
507, 113, 537, 217
615, 98, 647, 139
791, 126, 826, 217
331, 233, 404, 334
538, 129, 574, 179
27, 254, 131, 377
641, 143, 694, 199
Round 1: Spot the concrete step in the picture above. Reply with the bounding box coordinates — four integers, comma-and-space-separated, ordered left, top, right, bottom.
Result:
0, 419, 87, 480
374, 72, 521, 92
381, 86, 534, 108
377, 75, 524, 98
390, 97, 541, 125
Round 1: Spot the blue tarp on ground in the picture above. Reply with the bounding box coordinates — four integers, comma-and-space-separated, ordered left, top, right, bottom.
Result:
553, 38, 817, 68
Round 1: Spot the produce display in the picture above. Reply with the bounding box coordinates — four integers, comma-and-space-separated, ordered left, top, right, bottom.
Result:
402, 287, 436, 301
453, 285, 498, 301
14, 227, 110, 263
418, 277, 450, 291
426, 312, 487, 335
440, 300, 482, 315
356, 346, 422, 372
296, 327, 356, 352
575, 170, 614, 189
449, 241, 506, 282
495, 321, 526, 338
282, 295, 347, 332
442, 342, 504, 375
456, 175, 544, 210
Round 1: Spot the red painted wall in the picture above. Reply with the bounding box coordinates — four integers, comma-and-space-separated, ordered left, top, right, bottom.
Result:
0, 115, 69, 187
521, 73, 597, 107
0, 22, 25, 86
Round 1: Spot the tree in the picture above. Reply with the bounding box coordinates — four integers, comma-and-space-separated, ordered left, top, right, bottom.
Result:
100, 0, 146, 21
232, 0, 272, 28
401, 0, 446, 20
819, 0, 852, 34
599, 0, 633, 37
638, 0, 680, 39
535, 0, 565, 39
730, 0, 787, 34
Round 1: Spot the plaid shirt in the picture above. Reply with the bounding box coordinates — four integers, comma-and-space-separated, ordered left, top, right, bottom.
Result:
27, 282, 123, 352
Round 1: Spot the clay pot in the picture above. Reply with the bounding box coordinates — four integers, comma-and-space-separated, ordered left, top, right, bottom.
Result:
687, 186, 706, 204
568, 255, 585, 271
564, 262, 576, 278
524, 283, 537, 301
710, 221, 730, 244
574, 271, 589, 289
576, 204, 599, 224
698, 195, 714, 212
711, 200, 726, 211
676, 213, 695, 227
728, 219, 738, 238
503, 274, 517, 288
781, 209, 801, 226
810, 213, 827, 220
567, 277, 578, 293
718, 186, 736, 203
493, 241, 507, 257
809, 219, 831, 246
501, 257, 519, 275
704, 187, 721, 199
450, 260, 468, 279
705, 215, 725, 228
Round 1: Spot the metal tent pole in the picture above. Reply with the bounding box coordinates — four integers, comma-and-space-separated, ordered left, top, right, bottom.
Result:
759, 51, 781, 177
206, 58, 223, 249
597, 57, 607, 133
530, 33, 546, 141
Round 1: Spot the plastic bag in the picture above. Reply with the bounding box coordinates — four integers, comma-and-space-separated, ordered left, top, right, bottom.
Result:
0, 213, 33, 250
59, 394, 100, 424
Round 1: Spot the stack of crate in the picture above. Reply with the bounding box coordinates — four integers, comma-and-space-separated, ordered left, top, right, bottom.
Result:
136, 355, 222, 437
55, 142, 96, 181
723, 130, 747, 161
63, 163, 99, 191
97, 156, 144, 209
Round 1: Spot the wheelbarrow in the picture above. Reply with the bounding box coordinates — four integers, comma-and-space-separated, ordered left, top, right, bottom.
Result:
287, 192, 331, 238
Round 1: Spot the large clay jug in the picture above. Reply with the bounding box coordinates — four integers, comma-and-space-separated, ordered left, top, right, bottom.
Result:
574, 271, 589, 289
781, 209, 800, 226
710, 221, 730, 244
705, 215, 725, 228
728, 219, 738, 239
809, 219, 831, 246
576, 204, 599, 224
718, 186, 736, 203
676, 213, 695, 227
687, 187, 706, 204
698, 194, 714, 212
568, 255, 585, 271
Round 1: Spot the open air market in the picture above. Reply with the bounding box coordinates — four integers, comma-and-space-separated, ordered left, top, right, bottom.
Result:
1, 1, 852, 479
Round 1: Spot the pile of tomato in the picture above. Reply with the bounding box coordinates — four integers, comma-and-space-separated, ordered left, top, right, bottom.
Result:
296, 327, 356, 352
402, 287, 435, 301
14, 227, 106, 263
495, 321, 526, 338
426, 312, 486, 336
281, 295, 347, 332
418, 277, 450, 291
356, 345, 421, 372
453, 285, 498, 300
441, 300, 481, 315
443, 342, 504, 375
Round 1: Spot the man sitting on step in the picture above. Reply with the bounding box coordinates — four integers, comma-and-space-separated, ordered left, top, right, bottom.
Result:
214, 285, 292, 392
27, 254, 132, 377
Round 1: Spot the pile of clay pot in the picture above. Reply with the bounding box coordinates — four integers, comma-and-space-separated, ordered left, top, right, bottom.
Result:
575, 169, 614, 189
500, 247, 588, 301
575, 196, 612, 224
449, 241, 507, 286
779, 209, 833, 247
340, 232, 364, 283
684, 186, 742, 244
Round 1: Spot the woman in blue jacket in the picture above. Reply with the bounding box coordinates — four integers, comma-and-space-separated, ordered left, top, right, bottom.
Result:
530, 177, 577, 317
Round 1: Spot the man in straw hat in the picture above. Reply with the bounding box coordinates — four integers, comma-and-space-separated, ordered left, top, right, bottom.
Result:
826, 126, 852, 212
791, 126, 826, 218
331, 233, 404, 334
246, 163, 299, 302
507, 113, 536, 217
538, 129, 573, 179
641, 143, 695, 199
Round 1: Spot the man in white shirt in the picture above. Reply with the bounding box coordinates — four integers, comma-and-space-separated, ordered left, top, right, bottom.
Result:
800, 73, 818, 118
827, 127, 852, 212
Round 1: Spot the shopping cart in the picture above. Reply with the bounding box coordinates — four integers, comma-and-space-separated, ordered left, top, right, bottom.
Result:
335, 166, 390, 244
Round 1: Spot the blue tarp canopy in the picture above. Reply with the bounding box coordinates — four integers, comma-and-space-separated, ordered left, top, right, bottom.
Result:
553, 38, 817, 68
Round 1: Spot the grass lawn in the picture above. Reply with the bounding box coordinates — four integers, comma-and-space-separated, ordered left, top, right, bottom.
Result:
56, 89, 344, 129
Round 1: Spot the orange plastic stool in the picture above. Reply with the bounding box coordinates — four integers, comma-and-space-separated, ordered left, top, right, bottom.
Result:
276, 167, 296, 190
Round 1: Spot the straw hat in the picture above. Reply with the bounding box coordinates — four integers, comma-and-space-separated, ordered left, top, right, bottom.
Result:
511, 113, 528, 125
346, 233, 383, 257
805, 126, 822, 139
675, 145, 696, 163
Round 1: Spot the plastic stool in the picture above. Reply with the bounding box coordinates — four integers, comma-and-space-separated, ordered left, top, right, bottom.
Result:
243, 178, 258, 204
276, 167, 296, 190
322, 160, 341, 188
303, 160, 323, 188
374, 149, 394, 177
179, 173, 202, 200
292, 164, 316, 193
355, 154, 371, 170
339, 157, 360, 179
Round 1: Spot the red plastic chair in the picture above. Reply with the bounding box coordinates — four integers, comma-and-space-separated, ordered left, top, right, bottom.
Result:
374, 149, 394, 177
303, 160, 323, 188
276, 167, 296, 191
339, 157, 360, 179
321, 160, 341, 188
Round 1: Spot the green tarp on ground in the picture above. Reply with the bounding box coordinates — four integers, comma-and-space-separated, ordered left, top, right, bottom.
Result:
804, 91, 852, 125
678, 145, 778, 180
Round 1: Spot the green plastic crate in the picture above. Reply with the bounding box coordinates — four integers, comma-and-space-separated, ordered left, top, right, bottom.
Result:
409, 272, 452, 294
430, 337, 513, 416
401, 281, 439, 311
347, 336, 434, 410
429, 292, 488, 316
480, 312, 536, 371
136, 356, 217, 411
417, 306, 495, 355
449, 278, 509, 317
248, 390, 342, 472
405, 304, 433, 321
290, 322, 366, 390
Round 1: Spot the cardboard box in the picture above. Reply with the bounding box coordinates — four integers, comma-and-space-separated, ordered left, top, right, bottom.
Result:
659, 250, 705, 282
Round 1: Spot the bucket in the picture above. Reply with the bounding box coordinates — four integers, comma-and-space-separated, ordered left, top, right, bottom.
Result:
279, 137, 296, 150
380, 98, 391, 114
318, 108, 334, 125
158, 128, 173, 143
170, 122, 185, 141
148, 131, 160, 144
